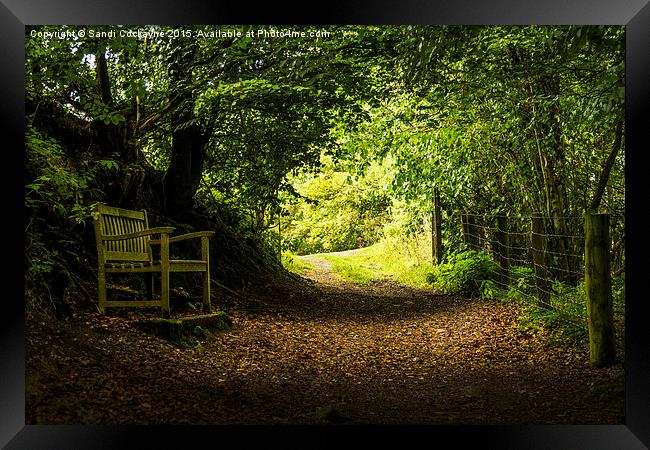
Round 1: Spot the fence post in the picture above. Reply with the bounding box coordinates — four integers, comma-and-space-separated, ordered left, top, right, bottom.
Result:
431, 209, 436, 265
531, 214, 550, 308
461, 213, 469, 248
433, 188, 443, 264
496, 215, 510, 287
584, 213, 615, 367
463, 212, 479, 251
278, 217, 282, 261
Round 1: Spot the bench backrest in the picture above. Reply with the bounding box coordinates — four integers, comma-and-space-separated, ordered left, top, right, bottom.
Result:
93, 204, 152, 263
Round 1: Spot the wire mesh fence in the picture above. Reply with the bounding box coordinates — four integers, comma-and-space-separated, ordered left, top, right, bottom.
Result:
453, 212, 587, 325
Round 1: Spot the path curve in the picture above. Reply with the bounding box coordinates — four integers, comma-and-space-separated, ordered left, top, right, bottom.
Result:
26, 251, 625, 425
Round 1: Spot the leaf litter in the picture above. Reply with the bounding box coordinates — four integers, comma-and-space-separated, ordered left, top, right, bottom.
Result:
25, 265, 624, 425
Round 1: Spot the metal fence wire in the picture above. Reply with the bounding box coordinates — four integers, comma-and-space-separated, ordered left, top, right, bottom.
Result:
455, 212, 587, 324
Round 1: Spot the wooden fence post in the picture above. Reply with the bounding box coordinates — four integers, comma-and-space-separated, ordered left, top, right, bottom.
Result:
431, 209, 436, 264
584, 213, 615, 367
463, 212, 479, 251
461, 213, 469, 248
433, 188, 443, 264
496, 215, 510, 287
531, 214, 550, 308
278, 217, 282, 261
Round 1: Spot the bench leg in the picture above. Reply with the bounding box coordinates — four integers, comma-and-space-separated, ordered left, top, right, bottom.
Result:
161, 270, 170, 318
161, 234, 170, 318
201, 237, 212, 313
202, 270, 211, 313
98, 269, 106, 314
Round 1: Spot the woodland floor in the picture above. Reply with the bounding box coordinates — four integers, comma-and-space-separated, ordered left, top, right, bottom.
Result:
25, 252, 625, 425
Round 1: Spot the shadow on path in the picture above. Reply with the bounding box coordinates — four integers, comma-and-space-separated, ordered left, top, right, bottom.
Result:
25, 250, 625, 426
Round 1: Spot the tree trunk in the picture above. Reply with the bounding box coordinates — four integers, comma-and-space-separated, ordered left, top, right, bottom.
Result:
163, 38, 205, 220
462, 213, 479, 251
164, 127, 206, 217
94, 49, 137, 164
590, 118, 624, 212
96, 49, 113, 105
533, 76, 574, 284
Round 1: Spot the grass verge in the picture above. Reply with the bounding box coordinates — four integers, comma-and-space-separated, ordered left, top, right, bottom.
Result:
303, 238, 433, 288
282, 251, 315, 275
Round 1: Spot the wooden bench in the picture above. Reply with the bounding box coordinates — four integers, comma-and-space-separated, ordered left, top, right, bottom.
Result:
92, 204, 215, 316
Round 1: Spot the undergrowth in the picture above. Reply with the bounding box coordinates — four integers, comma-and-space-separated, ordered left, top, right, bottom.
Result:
428, 250, 499, 296
429, 250, 625, 347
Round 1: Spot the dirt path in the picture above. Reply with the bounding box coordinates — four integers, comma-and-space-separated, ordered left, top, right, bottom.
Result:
297, 254, 338, 285
26, 256, 625, 425
298, 249, 367, 287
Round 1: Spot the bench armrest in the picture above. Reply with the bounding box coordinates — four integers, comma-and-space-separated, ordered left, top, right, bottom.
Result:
170, 231, 216, 243
102, 227, 176, 241
150, 231, 215, 245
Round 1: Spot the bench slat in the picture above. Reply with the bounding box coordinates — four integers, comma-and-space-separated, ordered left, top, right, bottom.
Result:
96, 204, 147, 220
104, 260, 208, 273
104, 251, 151, 262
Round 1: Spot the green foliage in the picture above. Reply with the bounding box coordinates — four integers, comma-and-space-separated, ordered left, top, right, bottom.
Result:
611, 273, 625, 321
516, 281, 589, 344
523, 281, 588, 343
25, 125, 106, 313
428, 251, 500, 296
292, 235, 433, 288
188, 25, 384, 233
24, 24, 625, 324
281, 252, 314, 275
371, 234, 434, 287
481, 268, 626, 346
193, 325, 210, 340
390, 25, 624, 234
479, 265, 590, 343
25, 127, 94, 221
282, 154, 393, 254
481, 266, 536, 302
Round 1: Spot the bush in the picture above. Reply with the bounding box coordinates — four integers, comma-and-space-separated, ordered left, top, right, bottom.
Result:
611, 273, 625, 320
25, 126, 102, 315
428, 250, 500, 296
481, 266, 537, 301
479, 265, 590, 343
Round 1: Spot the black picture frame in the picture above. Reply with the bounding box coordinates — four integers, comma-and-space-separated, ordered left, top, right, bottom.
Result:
4, 0, 648, 448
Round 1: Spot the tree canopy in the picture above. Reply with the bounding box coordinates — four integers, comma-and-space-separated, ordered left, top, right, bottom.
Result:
25, 24, 625, 314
